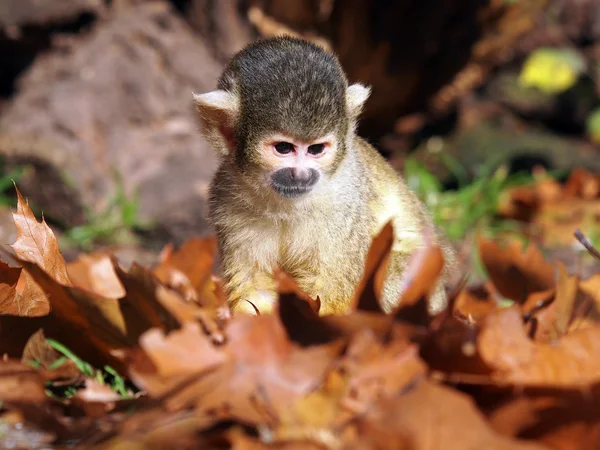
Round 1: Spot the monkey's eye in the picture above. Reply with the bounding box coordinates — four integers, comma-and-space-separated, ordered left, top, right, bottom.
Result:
274, 142, 295, 155
308, 143, 325, 155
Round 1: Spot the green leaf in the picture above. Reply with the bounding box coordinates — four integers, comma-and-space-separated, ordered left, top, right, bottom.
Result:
404, 158, 442, 197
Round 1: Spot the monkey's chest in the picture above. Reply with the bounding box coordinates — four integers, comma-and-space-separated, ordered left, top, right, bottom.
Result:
276, 226, 357, 278
277, 235, 321, 276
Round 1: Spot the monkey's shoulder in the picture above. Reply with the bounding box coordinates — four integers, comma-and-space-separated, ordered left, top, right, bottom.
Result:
352, 137, 431, 245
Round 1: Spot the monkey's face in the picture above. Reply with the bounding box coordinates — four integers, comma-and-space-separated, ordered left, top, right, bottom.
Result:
256, 133, 339, 199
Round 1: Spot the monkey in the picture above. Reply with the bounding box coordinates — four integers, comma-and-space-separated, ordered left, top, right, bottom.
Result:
193, 35, 457, 316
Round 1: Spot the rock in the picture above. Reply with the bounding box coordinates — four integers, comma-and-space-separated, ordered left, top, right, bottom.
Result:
0, 1, 223, 245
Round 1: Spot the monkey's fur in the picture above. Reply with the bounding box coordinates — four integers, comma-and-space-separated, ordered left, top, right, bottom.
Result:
194, 36, 457, 316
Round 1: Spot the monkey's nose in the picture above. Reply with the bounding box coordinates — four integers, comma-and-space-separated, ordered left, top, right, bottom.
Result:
290, 168, 311, 182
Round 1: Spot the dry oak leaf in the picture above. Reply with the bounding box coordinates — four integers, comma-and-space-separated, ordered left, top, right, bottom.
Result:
0, 259, 48, 317
15, 259, 173, 372
0, 187, 74, 317
276, 278, 418, 349
349, 221, 393, 313
479, 306, 600, 387
128, 321, 226, 397
0, 360, 47, 403
339, 328, 427, 414
130, 313, 343, 426
69, 378, 124, 419
5, 189, 178, 357
499, 175, 562, 222
67, 251, 126, 299
275, 369, 348, 441
190, 314, 343, 425
275, 329, 427, 442
354, 380, 549, 450
478, 237, 555, 303
523, 262, 582, 343
111, 260, 180, 338
453, 286, 499, 322
394, 227, 445, 323
21, 329, 82, 384
11, 186, 71, 286
153, 237, 225, 308
488, 390, 600, 450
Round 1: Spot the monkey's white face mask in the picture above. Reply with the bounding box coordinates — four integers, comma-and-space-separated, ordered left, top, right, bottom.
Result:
193, 83, 371, 199
256, 134, 338, 199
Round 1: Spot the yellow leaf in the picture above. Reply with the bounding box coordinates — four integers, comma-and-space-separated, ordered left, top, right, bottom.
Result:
519, 47, 585, 95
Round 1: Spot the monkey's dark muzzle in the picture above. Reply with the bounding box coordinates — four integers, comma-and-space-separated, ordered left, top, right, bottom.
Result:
270, 167, 320, 198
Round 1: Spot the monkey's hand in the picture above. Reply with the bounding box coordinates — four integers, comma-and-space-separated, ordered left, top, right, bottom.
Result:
229, 289, 278, 315
225, 268, 279, 316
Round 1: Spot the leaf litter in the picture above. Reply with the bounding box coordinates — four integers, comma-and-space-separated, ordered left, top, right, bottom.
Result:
0, 185, 600, 449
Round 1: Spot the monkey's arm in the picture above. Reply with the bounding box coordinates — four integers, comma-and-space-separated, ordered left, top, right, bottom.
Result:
216, 225, 280, 315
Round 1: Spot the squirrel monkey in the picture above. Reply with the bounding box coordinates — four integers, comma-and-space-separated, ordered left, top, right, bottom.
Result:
193, 36, 456, 316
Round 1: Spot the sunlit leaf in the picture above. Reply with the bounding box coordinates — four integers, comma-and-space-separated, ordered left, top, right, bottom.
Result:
519, 47, 586, 94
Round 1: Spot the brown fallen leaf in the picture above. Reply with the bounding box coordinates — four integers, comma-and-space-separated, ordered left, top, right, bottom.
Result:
131, 321, 226, 391
67, 251, 126, 299
195, 314, 343, 424
21, 329, 82, 384
354, 379, 549, 450
274, 269, 320, 314
274, 328, 426, 443
479, 306, 600, 387
0, 259, 49, 317
349, 221, 393, 313
130, 313, 343, 426
69, 378, 124, 418
340, 329, 427, 414
488, 387, 600, 450
499, 174, 562, 223
0, 360, 47, 403
397, 231, 444, 305
499, 169, 600, 247
111, 259, 181, 337
11, 186, 71, 287
274, 369, 348, 444
478, 237, 555, 304
16, 259, 141, 371
153, 237, 222, 307
453, 285, 499, 323
393, 227, 445, 325
229, 425, 329, 450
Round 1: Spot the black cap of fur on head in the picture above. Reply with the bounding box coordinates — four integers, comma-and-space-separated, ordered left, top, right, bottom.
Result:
193, 36, 371, 176
218, 36, 350, 161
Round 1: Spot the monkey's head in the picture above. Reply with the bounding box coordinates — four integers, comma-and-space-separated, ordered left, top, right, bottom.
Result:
193, 36, 370, 200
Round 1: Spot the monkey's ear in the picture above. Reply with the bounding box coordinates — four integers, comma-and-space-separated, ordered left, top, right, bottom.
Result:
193, 90, 239, 156
346, 83, 371, 117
